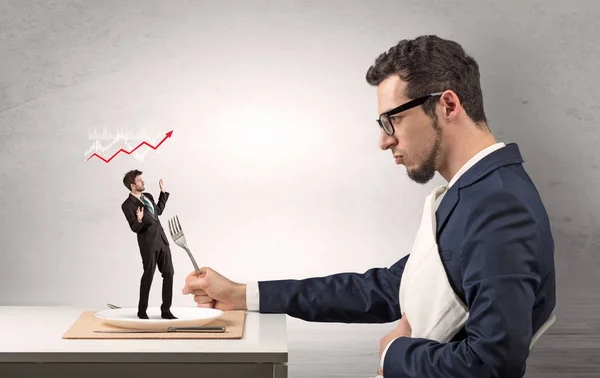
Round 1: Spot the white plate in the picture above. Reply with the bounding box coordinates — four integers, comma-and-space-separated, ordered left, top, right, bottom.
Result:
94, 307, 224, 330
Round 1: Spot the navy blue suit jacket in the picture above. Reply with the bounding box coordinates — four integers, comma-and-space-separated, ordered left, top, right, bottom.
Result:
257, 143, 556, 377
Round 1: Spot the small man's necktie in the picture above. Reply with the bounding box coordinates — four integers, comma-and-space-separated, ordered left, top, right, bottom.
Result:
140, 195, 154, 217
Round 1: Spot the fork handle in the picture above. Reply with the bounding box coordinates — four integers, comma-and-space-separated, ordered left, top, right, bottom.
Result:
182, 245, 201, 275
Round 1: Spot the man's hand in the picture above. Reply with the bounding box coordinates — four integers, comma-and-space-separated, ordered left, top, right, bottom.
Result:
181, 267, 247, 311
378, 313, 412, 375
159, 178, 165, 192
136, 206, 144, 222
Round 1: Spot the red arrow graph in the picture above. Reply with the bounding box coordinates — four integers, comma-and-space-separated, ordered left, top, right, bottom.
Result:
86, 130, 173, 163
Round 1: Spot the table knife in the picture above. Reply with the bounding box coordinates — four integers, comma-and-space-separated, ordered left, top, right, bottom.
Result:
94, 326, 226, 333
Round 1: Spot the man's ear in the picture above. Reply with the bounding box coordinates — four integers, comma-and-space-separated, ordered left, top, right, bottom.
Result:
440, 90, 461, 121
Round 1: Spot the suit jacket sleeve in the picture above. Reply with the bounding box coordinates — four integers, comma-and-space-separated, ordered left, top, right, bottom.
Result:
154, 191, 169, 215
121, 202, 146, 233
257, 255, 409, 323
382, 190, 541, 378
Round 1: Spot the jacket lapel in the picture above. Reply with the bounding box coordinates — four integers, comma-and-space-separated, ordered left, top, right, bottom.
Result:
435, 143, 525, 235
435, 185, 459, 235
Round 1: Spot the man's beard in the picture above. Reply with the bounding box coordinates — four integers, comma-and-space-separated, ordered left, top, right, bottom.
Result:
407, 117, 443, 184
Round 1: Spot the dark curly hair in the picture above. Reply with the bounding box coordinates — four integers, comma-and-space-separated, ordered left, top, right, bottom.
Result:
123, 169, 142, 191
365, 35, 487, 128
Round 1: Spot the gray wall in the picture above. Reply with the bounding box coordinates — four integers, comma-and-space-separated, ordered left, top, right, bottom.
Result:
1, 1, 599, 377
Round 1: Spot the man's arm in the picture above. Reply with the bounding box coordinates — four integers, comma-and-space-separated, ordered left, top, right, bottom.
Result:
382, 190, 541, 377
255, 255, 409, 323
121, 203, 146, 233
154, 191, 169, 215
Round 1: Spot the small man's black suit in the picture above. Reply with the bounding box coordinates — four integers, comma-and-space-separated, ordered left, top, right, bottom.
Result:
121, 191, 175, 319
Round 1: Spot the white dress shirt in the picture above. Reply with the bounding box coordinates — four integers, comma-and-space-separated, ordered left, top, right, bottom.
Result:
245, 142, 506, 371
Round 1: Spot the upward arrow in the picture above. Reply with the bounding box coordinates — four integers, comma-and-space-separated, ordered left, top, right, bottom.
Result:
86, 130, 174, 163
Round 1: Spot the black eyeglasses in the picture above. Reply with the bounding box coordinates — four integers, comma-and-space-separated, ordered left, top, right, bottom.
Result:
377, 92, 444, 136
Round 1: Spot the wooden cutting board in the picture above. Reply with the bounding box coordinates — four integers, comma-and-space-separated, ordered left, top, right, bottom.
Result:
62, 310, 245, 339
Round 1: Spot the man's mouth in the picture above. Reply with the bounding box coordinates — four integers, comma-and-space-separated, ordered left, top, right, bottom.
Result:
394, 156, 403, 165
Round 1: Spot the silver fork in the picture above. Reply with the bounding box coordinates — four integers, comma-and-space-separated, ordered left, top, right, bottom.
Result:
168, 215, 201, 275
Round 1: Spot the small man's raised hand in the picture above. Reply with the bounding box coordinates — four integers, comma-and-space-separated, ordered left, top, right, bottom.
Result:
159, 178, 165, 192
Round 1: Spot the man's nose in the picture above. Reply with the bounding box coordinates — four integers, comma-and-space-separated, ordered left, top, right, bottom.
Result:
378, 129, 396, 151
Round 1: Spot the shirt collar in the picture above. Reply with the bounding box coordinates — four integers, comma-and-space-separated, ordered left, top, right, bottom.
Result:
447, 142, 506, 188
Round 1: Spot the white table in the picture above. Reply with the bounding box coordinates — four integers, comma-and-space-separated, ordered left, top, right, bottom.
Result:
0, 306, 288, 378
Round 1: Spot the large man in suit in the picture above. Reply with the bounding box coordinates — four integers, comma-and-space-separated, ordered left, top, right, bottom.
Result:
179, 35, 556, 377
121, 170, 177, 320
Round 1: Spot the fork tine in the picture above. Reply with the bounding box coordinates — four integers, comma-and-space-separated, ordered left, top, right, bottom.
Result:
168, 217, 174, 237
175, 215, 182, 233
171, 217, 178, 234
173, 217, 178, 235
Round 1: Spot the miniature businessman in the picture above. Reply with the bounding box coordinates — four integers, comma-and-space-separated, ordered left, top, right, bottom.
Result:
121, 169, 177, 319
